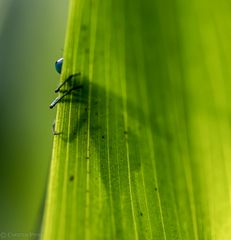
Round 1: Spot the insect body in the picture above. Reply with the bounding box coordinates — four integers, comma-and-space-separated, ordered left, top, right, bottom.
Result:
55, 57, 63, 74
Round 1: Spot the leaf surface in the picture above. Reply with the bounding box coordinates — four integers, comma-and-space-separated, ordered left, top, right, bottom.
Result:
41, 0, 231, 239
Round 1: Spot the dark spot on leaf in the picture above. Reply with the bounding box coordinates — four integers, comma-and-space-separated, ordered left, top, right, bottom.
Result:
81, 24, 87, 31
124, 130, 128, 134
69, 175, 74, 181
140, 212, 143, 216
102, 135, 105, 139
155, 187, 158, 191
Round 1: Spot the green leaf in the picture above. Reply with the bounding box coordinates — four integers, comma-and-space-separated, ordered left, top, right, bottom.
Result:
41, 0, 231, 239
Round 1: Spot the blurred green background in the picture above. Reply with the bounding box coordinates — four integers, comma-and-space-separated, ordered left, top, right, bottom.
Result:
0, 0, 68, 236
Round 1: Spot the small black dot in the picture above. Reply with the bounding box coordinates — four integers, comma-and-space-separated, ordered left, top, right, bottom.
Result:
102, 135, 105, 139
140, 212, 143, 216
69, 175, 74, 181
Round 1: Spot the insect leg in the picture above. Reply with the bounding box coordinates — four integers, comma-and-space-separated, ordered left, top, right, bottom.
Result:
55, 72, 81, 93
50, 92, 69, 109
52, 120, 61, 135
49, 85, 83, 109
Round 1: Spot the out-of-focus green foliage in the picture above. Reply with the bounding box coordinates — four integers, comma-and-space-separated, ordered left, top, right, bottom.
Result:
0, 0, 67, 237
42, 0, 231, 239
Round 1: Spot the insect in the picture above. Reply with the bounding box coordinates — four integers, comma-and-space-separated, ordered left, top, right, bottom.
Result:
50, 58, 81, 109
50, 58, 82, 134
